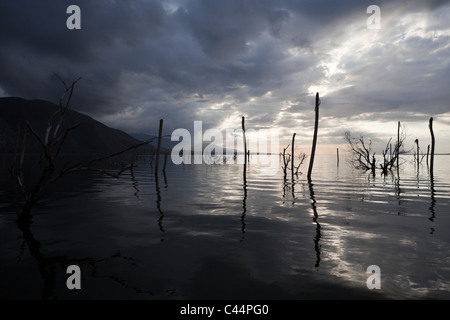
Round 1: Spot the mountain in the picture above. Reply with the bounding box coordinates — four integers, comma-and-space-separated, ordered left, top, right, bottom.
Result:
130, 132, 179, 152
129, 132, 155, 142
0, 97, 155, 157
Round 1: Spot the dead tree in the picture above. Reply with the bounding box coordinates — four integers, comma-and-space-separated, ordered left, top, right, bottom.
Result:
380, 124, 406, 175
242, 116, 247, 166
281, 139, 307, 179
413, 139, 426, 167
281, 144, 291, 180
337, 148, 340, 167
429, 117, 435, 176
307, 93, 320, 181
344, 131, 376, 174
10, 78, 153, 223
379, 139, 400, 175
294, 152, 308, 175
346, 123, 406, 175
396, 121, 400, 170
154, 119, 163, 173
291, 133, 296, 178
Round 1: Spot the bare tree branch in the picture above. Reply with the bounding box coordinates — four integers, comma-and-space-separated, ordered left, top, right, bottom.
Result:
12, 77, 154, 219
53, 123, 81, 160
25, 120, 53, 164
294, 152, 308, 175
88, 138, 154, 167
346, 126, 407, 175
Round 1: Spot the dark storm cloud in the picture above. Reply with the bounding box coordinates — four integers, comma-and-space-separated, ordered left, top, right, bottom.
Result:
0, 0, 169, 113
1, 0, 450, 151
0, 0, 167, 60
0, 0, 351, 117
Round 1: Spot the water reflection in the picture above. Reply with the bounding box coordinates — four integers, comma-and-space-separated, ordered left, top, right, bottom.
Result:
308, 181, 321, 269
281, 175, 297, 206
16, 217, 58, 299
241, 162, 247, 237
130, 165, 140, 200
429, 174, 436, 223
15, 215, 143, 299
291, 178, 296, 207
163, 168, 168, 190
394, 167, 403, 216
154, 171, 165, 234
2, 154, 450, 299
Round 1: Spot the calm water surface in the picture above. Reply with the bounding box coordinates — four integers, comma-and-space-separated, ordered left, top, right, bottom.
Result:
1, 154, 449, 299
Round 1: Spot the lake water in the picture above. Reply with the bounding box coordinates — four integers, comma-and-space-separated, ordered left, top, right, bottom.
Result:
1, 154, 449, 300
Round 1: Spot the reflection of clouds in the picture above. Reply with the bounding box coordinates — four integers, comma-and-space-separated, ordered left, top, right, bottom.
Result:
395, 275, 412, 292
391, 274, 450, 298
323, 224, 378, 286
322, 221, 448, 299
430, 278, 449, 291
28, 153, 450, 299
3, 2, 450, 152
299, 156, 450, 298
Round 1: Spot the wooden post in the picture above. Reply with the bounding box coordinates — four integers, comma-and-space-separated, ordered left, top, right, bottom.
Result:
282, 145, 289, 180
426, 144, 430, 167
429, 117, 435, 176
291, 133, 296, 177
397, 121, 400, 170
371, 154, 376, 175
307, 93, 320, 181
155, 119, 163, 174
336, 148, 340, 167
163, 152, 168, 173
242, 117, 247, 166
242, 117, 248, 235
415, 139, 420, 167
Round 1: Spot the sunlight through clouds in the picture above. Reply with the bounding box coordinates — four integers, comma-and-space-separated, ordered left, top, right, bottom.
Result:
1, 1, 450, 153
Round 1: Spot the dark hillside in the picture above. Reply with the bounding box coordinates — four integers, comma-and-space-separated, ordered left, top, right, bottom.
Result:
0, 97, 155, 157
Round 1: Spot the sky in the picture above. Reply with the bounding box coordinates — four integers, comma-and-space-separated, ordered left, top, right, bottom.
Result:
1, 0, 450, 154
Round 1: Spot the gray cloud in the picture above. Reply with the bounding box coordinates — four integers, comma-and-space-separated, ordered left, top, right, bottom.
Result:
1, 0, 450, 152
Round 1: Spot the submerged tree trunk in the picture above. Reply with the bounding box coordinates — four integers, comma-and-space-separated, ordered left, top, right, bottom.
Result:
307, 93, 320, 181
163, 152, 168, 173
429, 117, 435, 176
371, 154, 376, 176
155, 119, 163, 174
415, 139, 420, 167
291, 133, 296, 178
336, 148, 339, 167
397, 121, 400, 170
242, 116, 247, 166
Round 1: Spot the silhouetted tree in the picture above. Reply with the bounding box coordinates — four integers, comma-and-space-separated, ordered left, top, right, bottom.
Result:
10, 78, 153, 223
344, 131, 376, 174
345, 124, 407, 175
